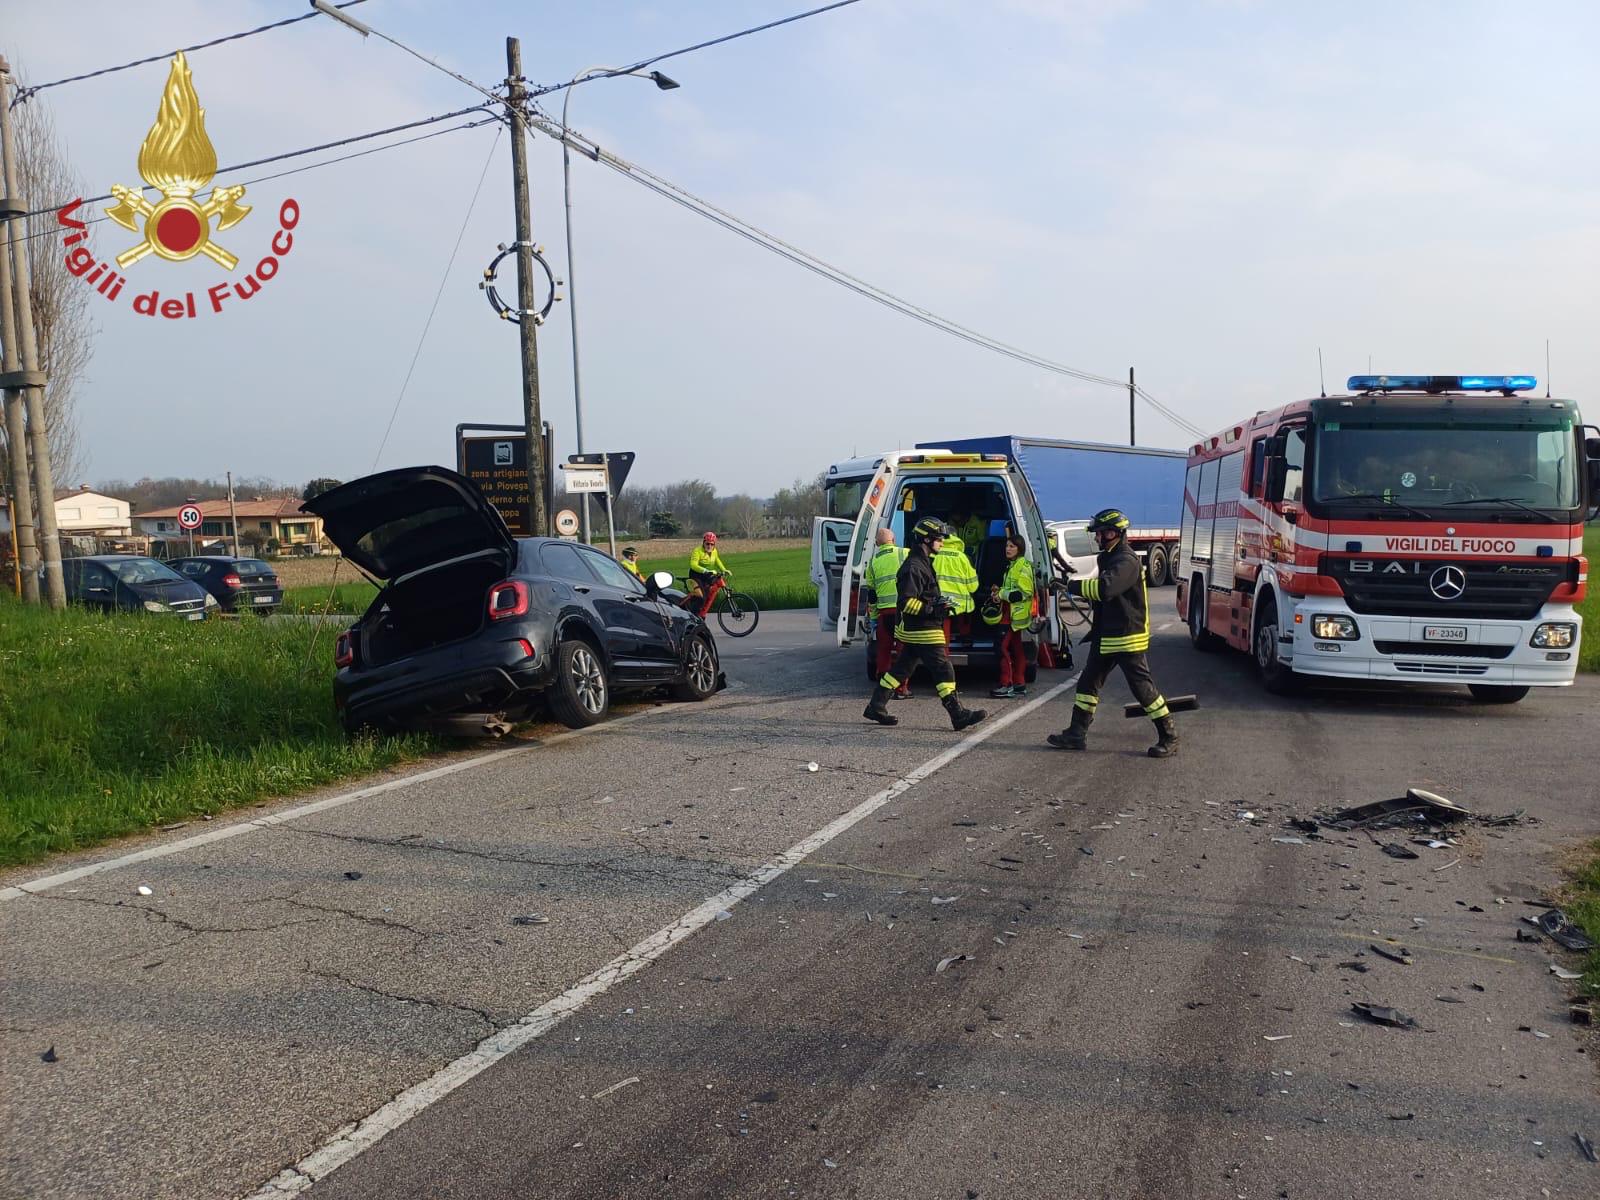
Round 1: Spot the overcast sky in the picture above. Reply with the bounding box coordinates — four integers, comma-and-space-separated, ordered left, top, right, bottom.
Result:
9, 0, 1599, 497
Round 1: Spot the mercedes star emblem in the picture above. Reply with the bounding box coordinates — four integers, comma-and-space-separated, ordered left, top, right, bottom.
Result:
1429, 565, 1466, 601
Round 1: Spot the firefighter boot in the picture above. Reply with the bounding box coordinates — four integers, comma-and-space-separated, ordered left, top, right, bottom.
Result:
1147, 715, 1180, 759
863, 686, 899, 726
941, 693, 987, 732
1046, 706, 1092, 751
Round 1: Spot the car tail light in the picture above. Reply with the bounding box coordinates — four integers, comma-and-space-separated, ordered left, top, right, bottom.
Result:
223, 573, 242, 589
335, 631, 354, 668
487, 580, 529, 620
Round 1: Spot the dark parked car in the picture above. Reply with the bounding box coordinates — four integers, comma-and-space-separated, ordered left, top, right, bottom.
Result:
170, 555, 285, 614
302, 467, 725, 735
60, 555, 217, 619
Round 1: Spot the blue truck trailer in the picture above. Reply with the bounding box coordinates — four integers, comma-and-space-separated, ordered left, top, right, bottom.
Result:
916, 435, 1188, 584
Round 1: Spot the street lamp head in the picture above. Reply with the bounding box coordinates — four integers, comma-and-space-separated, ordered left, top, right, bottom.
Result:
649, 71, 680, 90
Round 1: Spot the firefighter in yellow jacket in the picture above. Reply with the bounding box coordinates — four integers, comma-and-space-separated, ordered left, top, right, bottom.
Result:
1046, 508, 1179, 758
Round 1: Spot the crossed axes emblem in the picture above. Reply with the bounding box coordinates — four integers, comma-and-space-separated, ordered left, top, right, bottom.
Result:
106, 184, 251, 270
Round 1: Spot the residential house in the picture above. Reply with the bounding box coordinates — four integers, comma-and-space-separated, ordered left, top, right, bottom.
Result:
0, 486, 133, 539
136, 497, 324, 549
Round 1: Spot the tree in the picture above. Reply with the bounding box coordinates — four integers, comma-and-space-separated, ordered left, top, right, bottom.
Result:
303, 477, 343, 502
648, 511, 682, 539
0, 75, 90, 485
721, 494, 765, 540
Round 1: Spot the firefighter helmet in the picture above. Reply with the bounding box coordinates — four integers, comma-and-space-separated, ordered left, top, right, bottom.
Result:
911, 516, 951, 543
1086, 508, 1130, 533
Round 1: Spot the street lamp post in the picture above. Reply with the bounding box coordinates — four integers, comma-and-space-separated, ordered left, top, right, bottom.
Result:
562, 65, 678, 545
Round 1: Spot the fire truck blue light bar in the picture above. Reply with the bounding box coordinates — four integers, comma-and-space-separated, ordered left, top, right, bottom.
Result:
1346, 375, 1537, 393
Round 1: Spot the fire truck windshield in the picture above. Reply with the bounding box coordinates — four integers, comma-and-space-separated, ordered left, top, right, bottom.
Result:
1311, 421, 1578, 515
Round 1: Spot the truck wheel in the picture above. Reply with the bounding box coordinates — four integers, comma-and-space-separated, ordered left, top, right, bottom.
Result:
548, 638, 610, 728
1188, 582, 1221, 652
1467, 684, 1529, 704
1252, 595, 1298, 695
1146, 543, 1169, 587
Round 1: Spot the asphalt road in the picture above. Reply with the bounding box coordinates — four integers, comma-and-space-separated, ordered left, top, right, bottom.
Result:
3, 610, 1597, 1199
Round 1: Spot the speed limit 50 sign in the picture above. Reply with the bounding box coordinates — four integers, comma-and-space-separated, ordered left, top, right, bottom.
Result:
177, 505, 203, 531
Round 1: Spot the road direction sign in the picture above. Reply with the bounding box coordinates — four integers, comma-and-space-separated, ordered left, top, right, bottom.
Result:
177, 505, 202, 531
562, 465, 608, 494
554, 509, 580, 537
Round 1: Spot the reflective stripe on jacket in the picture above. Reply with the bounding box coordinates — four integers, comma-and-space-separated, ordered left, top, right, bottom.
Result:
894, 548, 946, 645
1068, 536, 1148, 652
863, 544, 907, 611
932, 535, 979, 615
1000, 555, 1035, 627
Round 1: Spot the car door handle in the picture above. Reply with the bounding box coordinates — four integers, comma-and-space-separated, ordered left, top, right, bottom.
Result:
574, 585, 591, 594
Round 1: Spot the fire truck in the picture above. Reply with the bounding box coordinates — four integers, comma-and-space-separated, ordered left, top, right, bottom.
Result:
1174, 375, 1599, 703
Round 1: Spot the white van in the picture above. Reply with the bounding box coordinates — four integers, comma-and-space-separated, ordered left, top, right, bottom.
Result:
810, 450, 1064, 681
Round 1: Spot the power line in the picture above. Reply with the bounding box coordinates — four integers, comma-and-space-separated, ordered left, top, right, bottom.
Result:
528, 0, 864, 98
9, 1, 370, 107
544, 118, 1209, 440
372, 124, 505, 471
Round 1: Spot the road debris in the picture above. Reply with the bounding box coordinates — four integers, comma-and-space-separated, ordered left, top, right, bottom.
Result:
136, 885, 153, 896
511, 914, 550, 926
1380, 843, 1420, 861
1550, 965, 1584, 981
1369, 943, 1414, 966
806, 762, 820, 773
1351, 1002, 1419, 1029
1571, 1003, 1593, 1027
1432, 858, 1461, 872
1533, 909, 1595, 952
715, 909, 735, 920
936, 954, 971, 974
1262, 1034, 1292, 1042
343, 871, 363, 881
1237, 811, 1257, 822
1434, 995, 1465, 1004
1325, 789, 1471, 831
1337, 960, 1371, 973
1517, 928, 1543, 943
930, 896, 960, 905
1576, 1132, 1597, 1163
591, 1076, 641, 1100
40, 1046, 57, 1063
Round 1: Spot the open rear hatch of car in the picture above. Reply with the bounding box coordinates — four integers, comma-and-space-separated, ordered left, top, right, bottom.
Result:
303, 467, 518, 666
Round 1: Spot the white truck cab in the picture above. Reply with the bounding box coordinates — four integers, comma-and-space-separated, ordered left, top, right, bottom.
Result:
810, 450, 1063, 680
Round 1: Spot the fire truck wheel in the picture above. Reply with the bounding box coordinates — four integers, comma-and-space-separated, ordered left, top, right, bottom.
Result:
1467, 684, 1529, 704
1252, 595, 1298, 695
1188, 584, 1222, 652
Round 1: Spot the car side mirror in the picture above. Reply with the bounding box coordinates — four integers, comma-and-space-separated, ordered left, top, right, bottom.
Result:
645, 570, 674, 597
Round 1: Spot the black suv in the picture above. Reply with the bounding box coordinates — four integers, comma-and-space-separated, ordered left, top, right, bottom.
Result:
169, 556, 284, 614
303, 467, 724, 734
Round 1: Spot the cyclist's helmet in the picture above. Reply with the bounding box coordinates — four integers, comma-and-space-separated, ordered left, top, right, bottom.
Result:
621, 547, 638, 559
1086, 508, 1130, 533
911, 516, 951, 544
703, 532, 718, 544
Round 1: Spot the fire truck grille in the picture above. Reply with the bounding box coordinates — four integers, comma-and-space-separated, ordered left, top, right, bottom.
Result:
1324, 559, 1562, 621
1373, 640, 1515, 660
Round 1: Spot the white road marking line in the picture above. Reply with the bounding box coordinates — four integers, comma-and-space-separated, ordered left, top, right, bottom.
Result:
1, 688, 747, 904
239, 676, 1077, 1198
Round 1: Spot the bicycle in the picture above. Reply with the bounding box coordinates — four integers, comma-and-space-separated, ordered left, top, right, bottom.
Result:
679, 572, 760, 638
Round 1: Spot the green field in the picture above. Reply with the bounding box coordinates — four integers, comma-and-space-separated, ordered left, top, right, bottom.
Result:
0, 601, 439, 866
1582, 527, 1599, 673
285, 545, 818, 616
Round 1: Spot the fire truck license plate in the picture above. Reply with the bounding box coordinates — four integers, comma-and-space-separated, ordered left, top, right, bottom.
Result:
1423, 625, 1467, 642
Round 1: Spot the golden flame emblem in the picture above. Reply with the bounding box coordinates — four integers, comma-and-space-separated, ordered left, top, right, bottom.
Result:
105, 53, 250, 270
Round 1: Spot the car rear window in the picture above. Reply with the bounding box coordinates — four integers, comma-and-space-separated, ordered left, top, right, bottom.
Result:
238, 559, 274, 574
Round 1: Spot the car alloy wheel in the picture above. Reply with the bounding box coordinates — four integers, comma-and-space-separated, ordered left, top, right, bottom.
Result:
570, 644, 606, 715
687, 636, 717, 694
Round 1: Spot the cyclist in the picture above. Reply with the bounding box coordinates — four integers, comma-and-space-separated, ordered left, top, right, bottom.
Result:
619, 546, 644, 581
687, 532, 731, 604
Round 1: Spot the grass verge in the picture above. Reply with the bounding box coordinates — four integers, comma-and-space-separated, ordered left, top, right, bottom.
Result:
282, 545, 820, 614
1560, 839, 1600, 995
0, 600, 440, 867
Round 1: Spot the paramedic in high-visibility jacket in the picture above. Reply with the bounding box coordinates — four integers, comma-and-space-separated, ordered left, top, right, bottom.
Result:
862, 528, 909, 697
1046, 508, 1180, 758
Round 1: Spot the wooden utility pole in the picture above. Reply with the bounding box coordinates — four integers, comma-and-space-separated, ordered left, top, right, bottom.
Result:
505, 38, 548, 537
1128, 367, 1136, 447
227, 471, 240, 557
0, 57, 38, 603
0, 56, 65, 607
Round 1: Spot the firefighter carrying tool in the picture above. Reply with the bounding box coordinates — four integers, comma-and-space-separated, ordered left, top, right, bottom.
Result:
864, 518, 987, 731
1046, 508, 1180, 758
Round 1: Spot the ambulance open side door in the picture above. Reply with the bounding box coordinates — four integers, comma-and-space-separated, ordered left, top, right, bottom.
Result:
835, 464, 894, 647
810, 516, 856, 633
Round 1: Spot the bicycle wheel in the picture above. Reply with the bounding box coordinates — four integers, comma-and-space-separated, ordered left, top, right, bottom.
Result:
717, 591, 760, 637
